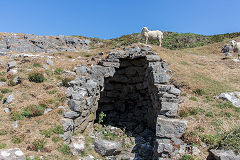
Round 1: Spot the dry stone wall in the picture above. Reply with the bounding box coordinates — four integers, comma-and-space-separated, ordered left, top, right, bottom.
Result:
63, 44, 187, 159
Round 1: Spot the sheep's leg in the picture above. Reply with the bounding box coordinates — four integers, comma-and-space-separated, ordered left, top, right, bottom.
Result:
145, 37, 148, 44
159, 38, 162, 47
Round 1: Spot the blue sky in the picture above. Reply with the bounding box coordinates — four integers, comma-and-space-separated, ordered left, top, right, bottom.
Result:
0, 0, 239, 39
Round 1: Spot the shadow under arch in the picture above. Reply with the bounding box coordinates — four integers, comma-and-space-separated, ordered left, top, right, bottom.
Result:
95, 57, 158, 159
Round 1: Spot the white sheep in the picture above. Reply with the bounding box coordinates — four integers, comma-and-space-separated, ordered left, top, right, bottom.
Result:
141, 27, 163, 47
221, 44, 233, 58
231, 40, 240, 59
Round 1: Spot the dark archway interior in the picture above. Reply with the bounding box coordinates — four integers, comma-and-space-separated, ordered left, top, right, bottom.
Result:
96, 57, 156, 159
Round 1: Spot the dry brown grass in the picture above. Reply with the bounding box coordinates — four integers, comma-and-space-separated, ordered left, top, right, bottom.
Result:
1, 36, 240, 159
150, 38, 240, 159
0, 49, 102, 159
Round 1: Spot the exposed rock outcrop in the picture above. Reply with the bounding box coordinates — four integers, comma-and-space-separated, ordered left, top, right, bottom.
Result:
94, 139, 121, 156
218, 92, 240, 107
0, 148, 25, 160
0, 33, 90, 54
69, 135, 85, 156
209, 149, 240, 160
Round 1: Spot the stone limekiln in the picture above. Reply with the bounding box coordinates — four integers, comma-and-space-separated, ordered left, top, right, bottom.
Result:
63, 45, 187, 159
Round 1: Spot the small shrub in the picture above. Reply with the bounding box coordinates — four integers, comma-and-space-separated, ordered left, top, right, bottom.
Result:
212, 119, 223, 127
181, 93, 187, 96
33, 63, 42, 67
56, 75, 62, 80
57, 109, 63, 115
45, 70, 55, 76
55, 68, 64, 75
40, 129, 53, 138
52, 136, 61, 143
216, 101, 235, 109
0, 130, 7, 136
234, 107, 240, 113
98, 111, 106, 124
201, 127, 240, 154
0, 94, 3, 101
179, 107, 198, 117
103, 130, 117, 140
81, 151, 87, 157
1, 88, 12, 94
0, 143, 6, 149
62, 78, 72, 87
11, 135, 24, 144
103, 130, 111, 140
28, 72, 46, 83
22, 104, 46, 118
193, 88, 205, 96
56, 96, 66, 103
181, 154, 195, 160
52, 125, 64, 134
47, 99, 55, 104
200, 134, 220, 146
59, 144, 70, 155
0, 72, 6, 82
11, 111, 23, 121
32, 139, 46, 151
67, 55, 72, 58
97, 127, 103, 133
189, 97, 198, 101
48, 90, 57, 94
204, 96, 214, 103
85, 136, 94, 146
223, 112, 233, 118
84, 54, 91, 57
218, 127, 240, 154
183, 131, 201, 144
198, 108, 206, 113
205, 112, 214, 118
40, 125, 64, 138
196, 126, 205, 132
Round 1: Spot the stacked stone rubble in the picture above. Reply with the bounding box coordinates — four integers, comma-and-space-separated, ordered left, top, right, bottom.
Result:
63, 44, 187, 158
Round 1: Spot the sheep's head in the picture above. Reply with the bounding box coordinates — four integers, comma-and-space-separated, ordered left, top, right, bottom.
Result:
231, 40, 237, 47
142, 27, 149, 32
141, 27, 149, 36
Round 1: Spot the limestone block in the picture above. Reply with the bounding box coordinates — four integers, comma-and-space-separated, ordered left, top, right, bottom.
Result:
156, 116, 187, 138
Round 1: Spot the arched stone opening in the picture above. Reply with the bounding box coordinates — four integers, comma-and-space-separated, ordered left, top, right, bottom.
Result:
96, 57, 156, 159
96, 57, 156, 132
63, 45, 187, 159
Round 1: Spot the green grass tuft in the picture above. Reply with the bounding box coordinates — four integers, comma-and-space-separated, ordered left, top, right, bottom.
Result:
28, 72, 46, 83
59, 144, 71, 155
32, 139, 46, 151
22, 104, 46, 118
201, 127, 240, 154
181, 154, 196, 160
55, 68, 64, 75
33, 63, 42, 67
1, 88, 12, 94
0, 143, 6, 149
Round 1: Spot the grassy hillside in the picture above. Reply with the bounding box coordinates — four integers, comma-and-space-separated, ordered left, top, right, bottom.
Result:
152, 36, 240, 159
73, 34, 240, 158
1, 31, 240, 159
74, 32, 240, 50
